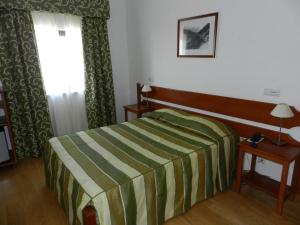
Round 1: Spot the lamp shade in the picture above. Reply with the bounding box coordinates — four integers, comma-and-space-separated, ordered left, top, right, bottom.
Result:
271, 103, 294, 118
141, 84, 152, 93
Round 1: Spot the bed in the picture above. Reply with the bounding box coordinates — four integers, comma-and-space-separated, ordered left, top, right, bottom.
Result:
44, 108, 239, 225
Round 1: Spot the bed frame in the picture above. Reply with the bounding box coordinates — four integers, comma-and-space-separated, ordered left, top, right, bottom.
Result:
82, 83, 300, 225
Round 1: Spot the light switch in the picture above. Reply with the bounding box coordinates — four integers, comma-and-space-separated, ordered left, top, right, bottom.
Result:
264, 89, 280, 97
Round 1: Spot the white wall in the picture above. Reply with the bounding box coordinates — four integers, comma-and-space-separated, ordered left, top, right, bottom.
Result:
124, 0, 300, 182
107, 0, 131, 122
126, 0, 300, 107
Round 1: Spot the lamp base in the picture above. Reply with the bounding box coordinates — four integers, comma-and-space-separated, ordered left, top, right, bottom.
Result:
272, 139, 287, 146
145, 99, 150, 108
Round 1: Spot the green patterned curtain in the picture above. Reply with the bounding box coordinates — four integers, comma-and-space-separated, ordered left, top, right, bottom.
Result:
0, 0, 110, 18
82, 17, 116, 128
0, 9, 53, 158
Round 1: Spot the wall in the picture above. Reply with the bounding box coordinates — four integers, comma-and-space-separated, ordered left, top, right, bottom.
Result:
107, 0, 131, 122
124, 0, 300, 182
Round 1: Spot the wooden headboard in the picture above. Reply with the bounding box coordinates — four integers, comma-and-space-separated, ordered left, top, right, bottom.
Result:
138, 83, 300, 145
137, 83, 300, 192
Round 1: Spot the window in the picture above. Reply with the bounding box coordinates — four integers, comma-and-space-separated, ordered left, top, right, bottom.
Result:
32, 12, 88, 136
32, 12, 85, 96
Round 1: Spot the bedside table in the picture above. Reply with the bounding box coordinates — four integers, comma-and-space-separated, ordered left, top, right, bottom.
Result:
236, 139, 300, 215
123, 104, 153, 122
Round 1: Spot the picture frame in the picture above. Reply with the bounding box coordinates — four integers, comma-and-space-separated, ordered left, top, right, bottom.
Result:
177, 12, 219, 58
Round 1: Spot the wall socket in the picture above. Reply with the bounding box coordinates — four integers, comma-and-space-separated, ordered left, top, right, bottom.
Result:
264, 88, 280, 97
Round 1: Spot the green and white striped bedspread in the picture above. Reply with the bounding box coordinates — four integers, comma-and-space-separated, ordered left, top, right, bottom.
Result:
43, 109, 239, 225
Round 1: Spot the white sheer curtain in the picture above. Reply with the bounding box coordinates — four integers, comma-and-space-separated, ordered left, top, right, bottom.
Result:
32, 12, 88, 136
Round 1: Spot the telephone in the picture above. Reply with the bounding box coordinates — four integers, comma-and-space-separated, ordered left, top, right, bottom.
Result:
250, 133, 263, 143
249, 133, 264, 147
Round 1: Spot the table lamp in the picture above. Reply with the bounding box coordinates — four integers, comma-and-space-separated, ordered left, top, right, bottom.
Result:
141, 84, 152, 107
271, 103, 294, 146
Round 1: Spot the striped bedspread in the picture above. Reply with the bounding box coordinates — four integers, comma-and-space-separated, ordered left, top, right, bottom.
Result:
44, 109, 239, 225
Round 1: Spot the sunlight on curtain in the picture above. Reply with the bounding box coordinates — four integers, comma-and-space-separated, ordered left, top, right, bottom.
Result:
32, 11, 88, 136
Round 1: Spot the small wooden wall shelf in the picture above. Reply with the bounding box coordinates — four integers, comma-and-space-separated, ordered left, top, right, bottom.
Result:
0, 91, 17, 168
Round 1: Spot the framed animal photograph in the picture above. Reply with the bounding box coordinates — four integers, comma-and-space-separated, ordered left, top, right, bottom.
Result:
177, 12, 218, 58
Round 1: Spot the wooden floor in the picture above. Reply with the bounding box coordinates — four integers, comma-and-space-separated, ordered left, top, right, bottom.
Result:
0, 159, 299, 225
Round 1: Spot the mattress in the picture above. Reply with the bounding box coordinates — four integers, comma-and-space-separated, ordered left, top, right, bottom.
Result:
43, 108, 239, 225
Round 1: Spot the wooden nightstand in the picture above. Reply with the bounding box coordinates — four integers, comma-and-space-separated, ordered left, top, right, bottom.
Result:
236, 139, 300, 215
123, 104, 153, 122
